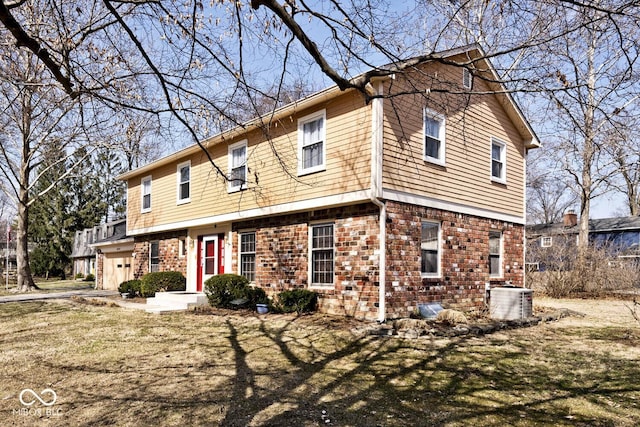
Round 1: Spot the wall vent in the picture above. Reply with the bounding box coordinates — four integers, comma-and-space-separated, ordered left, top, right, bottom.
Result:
489, 287, 533, 320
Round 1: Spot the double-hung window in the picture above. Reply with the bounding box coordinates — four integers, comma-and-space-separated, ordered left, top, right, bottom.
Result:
298, 110, 326, 175
177, 161, 190, 204
141, 176, 152, 213
424, 108, 446, 165
310, 223, 334, 286
228, 140, 247, 192
489, 231, 502, 277
491, 137, 507, 183
239, 232, 256, 282
541, 236, 552, 248
150, 241, 160, 273
421, 221, 441, 276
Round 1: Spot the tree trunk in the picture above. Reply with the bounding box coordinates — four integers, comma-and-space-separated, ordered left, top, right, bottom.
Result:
16, 198, 38, 291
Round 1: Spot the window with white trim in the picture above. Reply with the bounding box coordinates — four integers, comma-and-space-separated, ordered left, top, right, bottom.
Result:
463, 68, 473, 90
228, 140, 247, 192
421, 221, 441, 276
491, 138, 507, 183
424, 108, 446, 165
489, 231, 502, 277
177, 161, 190, 203
541, 236, 552, 247
141, 176, 152, 213
150, 241, 160, 273
298, 110, 326, 175
179, 238, 187, 258
310, 223, 334, 286
239, 231, 256, 282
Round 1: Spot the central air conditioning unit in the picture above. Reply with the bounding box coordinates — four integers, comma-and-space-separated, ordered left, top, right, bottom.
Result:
489, 287, 533, 320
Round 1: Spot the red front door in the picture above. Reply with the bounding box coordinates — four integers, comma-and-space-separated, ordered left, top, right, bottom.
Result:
196, 234, 224, 292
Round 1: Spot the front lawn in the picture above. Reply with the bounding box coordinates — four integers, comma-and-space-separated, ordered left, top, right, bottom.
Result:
0, 298, 639, 426
0, 279, 93, 296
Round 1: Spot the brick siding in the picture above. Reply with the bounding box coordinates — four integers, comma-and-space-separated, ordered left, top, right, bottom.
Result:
133, 231, 188, 278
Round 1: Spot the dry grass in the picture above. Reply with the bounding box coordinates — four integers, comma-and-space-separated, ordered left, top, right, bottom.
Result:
0, 279, 94, 297
0, 298, 639, 426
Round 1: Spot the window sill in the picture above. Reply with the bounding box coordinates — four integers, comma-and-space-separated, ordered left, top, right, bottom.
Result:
424, 157, 446, 167
176, 199, 190, 205
298, 166, 326, 177
309, 283, 334, 290
491, 177, 507, 185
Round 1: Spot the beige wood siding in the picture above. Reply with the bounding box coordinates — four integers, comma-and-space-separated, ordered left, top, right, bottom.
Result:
382, 61, 526, 217
126, 91, 372, 232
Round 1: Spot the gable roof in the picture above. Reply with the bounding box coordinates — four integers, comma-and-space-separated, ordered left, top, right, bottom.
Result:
527, 216, 640, 237
118, 44, 539, 181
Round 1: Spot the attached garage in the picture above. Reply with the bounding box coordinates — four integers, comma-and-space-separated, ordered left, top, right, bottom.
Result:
93, 237, 135, 291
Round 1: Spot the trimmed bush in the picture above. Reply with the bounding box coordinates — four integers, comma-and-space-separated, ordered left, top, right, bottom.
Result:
204, 274, 250, 308
139, 271, 186, 297
275, 289, 318, 314
204, 274, 268, 310
118, 279, 142, 296
84, 273, 95, 282
75, 273, 84, 280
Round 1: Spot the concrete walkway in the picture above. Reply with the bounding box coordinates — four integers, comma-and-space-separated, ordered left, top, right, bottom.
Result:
0, 289, 119, 304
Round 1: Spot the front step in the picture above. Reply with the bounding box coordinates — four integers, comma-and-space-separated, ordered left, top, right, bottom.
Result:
145, 291, 208, 314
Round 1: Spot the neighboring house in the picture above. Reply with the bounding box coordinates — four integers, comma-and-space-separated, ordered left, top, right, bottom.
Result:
116, 44, 539, 320
526, 211, 640, 268
71, 219, 134, 290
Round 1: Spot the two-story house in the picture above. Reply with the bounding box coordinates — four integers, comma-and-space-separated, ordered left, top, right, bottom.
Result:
116, 45, 539, 320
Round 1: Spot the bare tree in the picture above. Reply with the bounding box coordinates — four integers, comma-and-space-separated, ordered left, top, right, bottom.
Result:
0, 46, 104, 290
520, 3, 640, 246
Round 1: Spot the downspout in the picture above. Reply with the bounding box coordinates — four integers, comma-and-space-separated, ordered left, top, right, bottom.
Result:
368, 79, 386, 323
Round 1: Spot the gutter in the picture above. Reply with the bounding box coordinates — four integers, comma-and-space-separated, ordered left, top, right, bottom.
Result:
369, 79, 386, 323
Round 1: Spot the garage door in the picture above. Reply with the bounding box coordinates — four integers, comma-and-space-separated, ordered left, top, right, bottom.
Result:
103, 253, 134, 291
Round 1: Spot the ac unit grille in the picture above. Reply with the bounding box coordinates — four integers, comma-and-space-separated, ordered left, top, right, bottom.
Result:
489, 287, 533, 320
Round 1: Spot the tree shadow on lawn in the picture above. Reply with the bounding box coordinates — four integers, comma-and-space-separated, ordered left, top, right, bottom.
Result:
15, 305, 640, 427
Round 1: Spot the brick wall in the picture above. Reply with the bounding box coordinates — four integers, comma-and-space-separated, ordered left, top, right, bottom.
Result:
233, 203, 382, 320
385, 201, 524, 318
96, 253, 104, 289
133, 231, 188, 278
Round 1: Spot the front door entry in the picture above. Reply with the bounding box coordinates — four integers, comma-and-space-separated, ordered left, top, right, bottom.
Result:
197, 234, 224, 291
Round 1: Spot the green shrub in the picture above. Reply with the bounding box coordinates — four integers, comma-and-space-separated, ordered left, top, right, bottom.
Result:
118, 279, 142, 296
275, 289, 318, 314
140, 271, 186, 297
84, 273, 95, 282
75, 273, 84, 279
204, 274, 268, 310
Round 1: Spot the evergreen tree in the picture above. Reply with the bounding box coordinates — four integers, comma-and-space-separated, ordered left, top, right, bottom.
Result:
28, 139, 70, 278
95, 148, 126, 223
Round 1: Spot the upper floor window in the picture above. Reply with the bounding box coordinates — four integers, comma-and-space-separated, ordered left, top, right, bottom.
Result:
491, 138, 507, 183
177, 161, 191, 204
141, 176, 152, 213
421, 221, 441, 277
310, 223, 334, 286
298, 110, 326, 175
239, 231, 256, 282
489, 231, 502, 277
541, 236, 552, 247
228, 140, 247, 192
424, 108, 446, 165
463, 68, 473, 90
